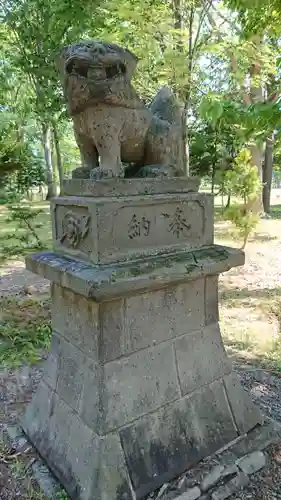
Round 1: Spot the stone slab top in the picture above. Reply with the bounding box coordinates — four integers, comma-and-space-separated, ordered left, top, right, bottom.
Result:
26, 245, 244, 301
61, 176, 200, 198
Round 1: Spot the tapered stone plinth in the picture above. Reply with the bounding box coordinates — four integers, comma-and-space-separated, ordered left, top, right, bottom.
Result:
22, 178, 264, 500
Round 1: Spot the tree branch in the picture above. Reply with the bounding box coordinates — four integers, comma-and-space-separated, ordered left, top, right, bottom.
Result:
203, 3, 251, 105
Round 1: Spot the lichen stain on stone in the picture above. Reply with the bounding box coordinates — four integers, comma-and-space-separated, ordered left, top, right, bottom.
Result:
115, 480, 134, 500
28, 429, 82, 500
120, 429, 201, 499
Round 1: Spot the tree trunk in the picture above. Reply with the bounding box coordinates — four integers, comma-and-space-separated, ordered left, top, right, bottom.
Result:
249, 143, 264, 180
249, 143, 264, 213
53, 123, 64, 191
182, 106, 189, 176
211, 163, 216, 194
172, 0, 188, 175
226, 193, 231, 209
182, 5, 195, 177
248, 36, 265, 213
262, 135, 274, 213
42, 123, 56, 200
173, 0, 182, 31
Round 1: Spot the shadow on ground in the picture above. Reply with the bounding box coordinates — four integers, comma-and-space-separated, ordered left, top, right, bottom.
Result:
219, 286, 281, 305
215, 225, 278, 244
270, 205, 281, 219
0, 266, 50, 298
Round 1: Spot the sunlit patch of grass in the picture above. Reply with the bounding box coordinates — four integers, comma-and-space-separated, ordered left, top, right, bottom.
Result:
220, 286, 281, 318
220, 287, 281, 371
215, 214, 281, 248
0, 297, 51, 367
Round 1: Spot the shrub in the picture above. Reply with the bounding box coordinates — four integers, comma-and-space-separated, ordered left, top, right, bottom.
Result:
223, 148, 262, 249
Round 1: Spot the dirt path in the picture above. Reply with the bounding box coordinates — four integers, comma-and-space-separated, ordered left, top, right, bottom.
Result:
0, 260, 49, 298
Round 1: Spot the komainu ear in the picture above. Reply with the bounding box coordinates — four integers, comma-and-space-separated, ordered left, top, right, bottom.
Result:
55, 45, 71, 78
122, 47, 139, 79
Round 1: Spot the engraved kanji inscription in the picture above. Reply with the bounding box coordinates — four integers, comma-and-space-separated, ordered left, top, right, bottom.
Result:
162, 206, 191, 238
128, 214, 151, 239
60, 211, 90, 248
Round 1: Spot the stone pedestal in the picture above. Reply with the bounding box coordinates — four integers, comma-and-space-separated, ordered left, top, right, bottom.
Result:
22, 178, 263, 500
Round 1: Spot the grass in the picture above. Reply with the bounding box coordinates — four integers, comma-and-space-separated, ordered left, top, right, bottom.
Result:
0, 201, 52, 264
0, 200, 52, 367
0, 435, 69, 499
269, 204, 281, 219
220, 286, 281, 371
0, 296, 51, 367
0, 437, 43, 499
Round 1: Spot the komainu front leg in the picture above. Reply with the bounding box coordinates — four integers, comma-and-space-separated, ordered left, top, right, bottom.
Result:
72, 132, 99, 179
91, 139, 124, 179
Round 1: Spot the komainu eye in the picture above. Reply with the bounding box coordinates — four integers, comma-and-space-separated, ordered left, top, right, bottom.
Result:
66, 59, 88, 78
105, 63, 126, 79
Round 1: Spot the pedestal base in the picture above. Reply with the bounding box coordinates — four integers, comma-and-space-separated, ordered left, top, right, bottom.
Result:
22, 248, 263, 500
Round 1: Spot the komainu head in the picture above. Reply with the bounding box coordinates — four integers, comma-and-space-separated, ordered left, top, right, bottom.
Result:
57, 40, 140, 114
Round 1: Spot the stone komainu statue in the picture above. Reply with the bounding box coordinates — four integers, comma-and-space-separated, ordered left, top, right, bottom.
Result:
57, 40, 184, 179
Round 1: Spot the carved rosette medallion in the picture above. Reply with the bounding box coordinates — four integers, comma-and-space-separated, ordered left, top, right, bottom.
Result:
60, 211, 90, 248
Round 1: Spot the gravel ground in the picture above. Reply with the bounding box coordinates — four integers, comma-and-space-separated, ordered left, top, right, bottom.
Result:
0, 261, 49, 298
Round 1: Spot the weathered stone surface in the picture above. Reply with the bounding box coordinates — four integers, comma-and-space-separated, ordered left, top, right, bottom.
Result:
211, 472, 249, 500
78, 361, 101, 434
57, 41, 184, 178
223, 373, 264, 434
100, 280, 205, 362
205, 275, 219, 325
221, 464, 239, 479
177, 476, 194, 493
231, 418, 281, 457
23, 388, 133, 500
189, 380, 238, 454
97, 434, 133, 500
65, 411, 100, 500
119, 380, 237, 498
102, 342, 180, 431
175, 487, 201, 500
31, 460, 60, 498
26, 246, 245, 301
218, 451, 239, 467
56, 338, 95, 413
124, 280, 205, 353
200, 465, 225, 492
4, 425, 28, 452
22, 380, 54, 448
51, 284, 99, 360
119, 397, 201, 498
52, 192, 213, 264
42, 332, 60, 390
99, 298, 128, 361
23, 386, 87, 498
61, 177, 200, 197
236, 451, 266, 475
174, 324, 231, 395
